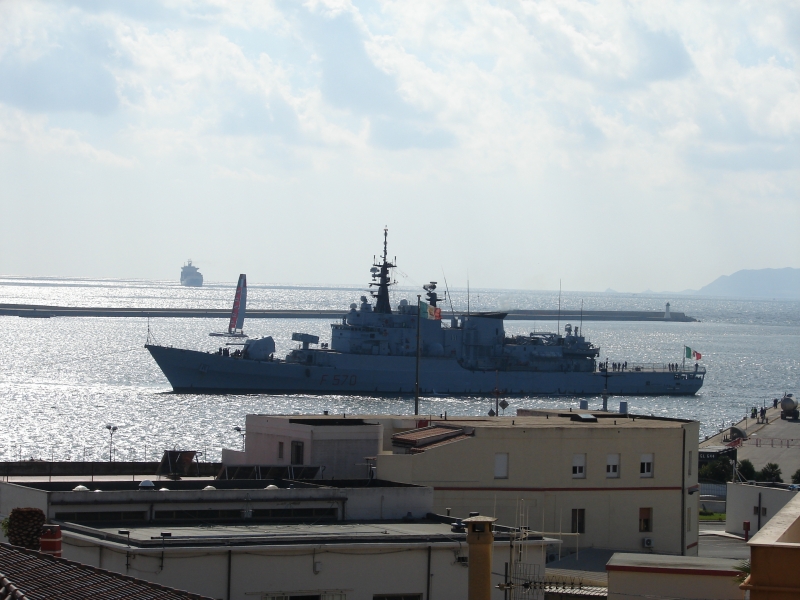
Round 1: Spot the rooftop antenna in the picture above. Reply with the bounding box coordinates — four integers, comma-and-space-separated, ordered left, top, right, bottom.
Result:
441, 269, 456, 319
580, 299, 583, 334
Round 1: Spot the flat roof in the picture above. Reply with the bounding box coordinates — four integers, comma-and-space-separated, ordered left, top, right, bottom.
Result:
3, 478, 421, 492
63, 520, 550, 548
249, 412, 695, 427
606, 553, 740, 575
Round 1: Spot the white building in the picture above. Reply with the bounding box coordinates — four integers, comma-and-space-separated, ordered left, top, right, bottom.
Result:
0, 477, 552, 599
222, 411, 700, 556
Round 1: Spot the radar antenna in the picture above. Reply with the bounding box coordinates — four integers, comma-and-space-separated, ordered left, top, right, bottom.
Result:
369, 227, 396, 314
422, 281, 439, 307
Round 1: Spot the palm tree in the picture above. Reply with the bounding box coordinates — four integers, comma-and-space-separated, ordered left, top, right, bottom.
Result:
733, 559, 750, 584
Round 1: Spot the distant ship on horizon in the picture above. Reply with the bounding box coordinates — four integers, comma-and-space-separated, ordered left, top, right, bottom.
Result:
180, 260, 203, 287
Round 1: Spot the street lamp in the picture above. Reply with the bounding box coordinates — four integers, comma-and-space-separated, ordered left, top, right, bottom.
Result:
233, 426, 245, 451
105, 424, 118, 462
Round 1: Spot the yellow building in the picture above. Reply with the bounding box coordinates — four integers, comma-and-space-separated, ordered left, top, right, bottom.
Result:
376, 411, 700, 556
742, 493, 800, 598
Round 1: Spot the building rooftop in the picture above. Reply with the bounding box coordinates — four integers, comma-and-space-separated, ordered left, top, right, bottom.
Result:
0, 543, 212, 600
606, 553, 740, 575
63, 519, 547, 549
249, 412, 694, 428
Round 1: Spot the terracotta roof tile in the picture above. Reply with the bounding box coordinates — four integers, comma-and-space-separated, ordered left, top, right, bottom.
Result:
0, 543, 213, 600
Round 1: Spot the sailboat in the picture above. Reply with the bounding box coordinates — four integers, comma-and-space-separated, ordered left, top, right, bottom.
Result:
210, 274, 248, 338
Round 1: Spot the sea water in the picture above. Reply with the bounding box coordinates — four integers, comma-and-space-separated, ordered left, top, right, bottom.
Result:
0, 277, 798, 461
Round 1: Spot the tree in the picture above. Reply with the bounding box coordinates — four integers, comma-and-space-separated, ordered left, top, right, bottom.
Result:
738, 459, 756, 481
699, 459, 732, 483
792, 468, 800, 485
759, 463, 783, 483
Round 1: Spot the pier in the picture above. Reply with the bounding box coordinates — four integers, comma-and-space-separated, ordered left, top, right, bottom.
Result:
0, 303, 698, 322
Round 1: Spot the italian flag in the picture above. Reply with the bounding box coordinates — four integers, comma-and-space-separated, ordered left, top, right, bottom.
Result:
419, 301, 442, 320
685, 346, 702, 360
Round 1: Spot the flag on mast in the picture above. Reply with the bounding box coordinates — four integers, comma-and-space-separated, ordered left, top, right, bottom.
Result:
685, 346, 702, 360
419, 300, 441, 320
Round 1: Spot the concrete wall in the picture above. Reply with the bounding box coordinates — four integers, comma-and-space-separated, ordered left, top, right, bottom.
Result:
744, 494, 800, 597
343, 486, 433, 520
0, 481, 433, 523
377, 421, 700, 555
726, 482, 798, 536
228, 416, 384, 479
608, 570, 742, 600
63, 534, 543, 600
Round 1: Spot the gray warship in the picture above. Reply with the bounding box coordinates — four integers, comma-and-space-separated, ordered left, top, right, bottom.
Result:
180, 260, 203, 287
148, 231, 705, 396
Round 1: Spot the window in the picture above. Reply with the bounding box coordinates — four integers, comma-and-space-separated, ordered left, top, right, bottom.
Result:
278, 441, 284, 459
572, 454, 586, 479
291, 441, 305, 465
688, 451, 692, 476
571, 509, 585, 534
606, 454, 620, 478
754, 507, 767, 516
494, 453, 509, 479
639, 508, 652, 532
640, 454, 654, 478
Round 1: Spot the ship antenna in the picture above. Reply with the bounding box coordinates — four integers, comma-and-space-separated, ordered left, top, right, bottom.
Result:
441, 269, 456, 319
580, 299, 583, 335
467, 276, 470, 316
557, 279, 561, 335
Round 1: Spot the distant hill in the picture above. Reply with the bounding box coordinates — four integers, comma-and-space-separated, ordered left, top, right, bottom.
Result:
696, 268, 800, 299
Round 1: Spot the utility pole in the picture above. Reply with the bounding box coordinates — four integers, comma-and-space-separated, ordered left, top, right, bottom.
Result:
415, 294, 421, 416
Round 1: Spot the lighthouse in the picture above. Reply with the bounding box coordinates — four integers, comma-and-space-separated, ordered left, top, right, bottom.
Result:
665, 302, 671, 320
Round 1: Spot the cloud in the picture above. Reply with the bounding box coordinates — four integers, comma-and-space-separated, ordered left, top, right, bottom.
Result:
295, 6, 455, 148
0, 106, 133, 166
0, 20, 119, 115
633, 27, 693, 82
218, 91, 300, 140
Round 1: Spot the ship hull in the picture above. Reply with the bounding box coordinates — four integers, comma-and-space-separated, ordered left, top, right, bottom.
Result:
180, 276, 203, 287
145, 345, 704, 396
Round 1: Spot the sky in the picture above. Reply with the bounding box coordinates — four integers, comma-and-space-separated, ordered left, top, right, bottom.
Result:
0, 0, 797, 293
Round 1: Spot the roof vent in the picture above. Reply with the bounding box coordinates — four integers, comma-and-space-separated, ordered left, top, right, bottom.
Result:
265, 484, 279, 490
138, 480, 155, 490
202, 485, 217, 491
451, 519, 466, 533
570, 413, 598, 423
72, 485, 89, 492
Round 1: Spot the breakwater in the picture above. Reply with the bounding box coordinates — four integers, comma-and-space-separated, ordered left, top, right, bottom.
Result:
0, 303, 697, 322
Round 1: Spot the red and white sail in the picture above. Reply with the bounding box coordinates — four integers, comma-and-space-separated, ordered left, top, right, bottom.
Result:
228, 274, 247, 334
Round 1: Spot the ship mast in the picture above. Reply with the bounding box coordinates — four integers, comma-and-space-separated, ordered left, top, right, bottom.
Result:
369, 228, 395, 314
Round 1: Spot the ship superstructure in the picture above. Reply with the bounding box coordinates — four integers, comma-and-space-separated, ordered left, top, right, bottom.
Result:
180, 260, 203, 287
149, 231, 705, 396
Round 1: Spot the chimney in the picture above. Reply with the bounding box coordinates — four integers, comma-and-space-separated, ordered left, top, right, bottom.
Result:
464, 514, 497, 600
40, 524, 62, 557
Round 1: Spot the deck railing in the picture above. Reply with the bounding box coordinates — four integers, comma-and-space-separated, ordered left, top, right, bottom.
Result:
596, 363, 706, 374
